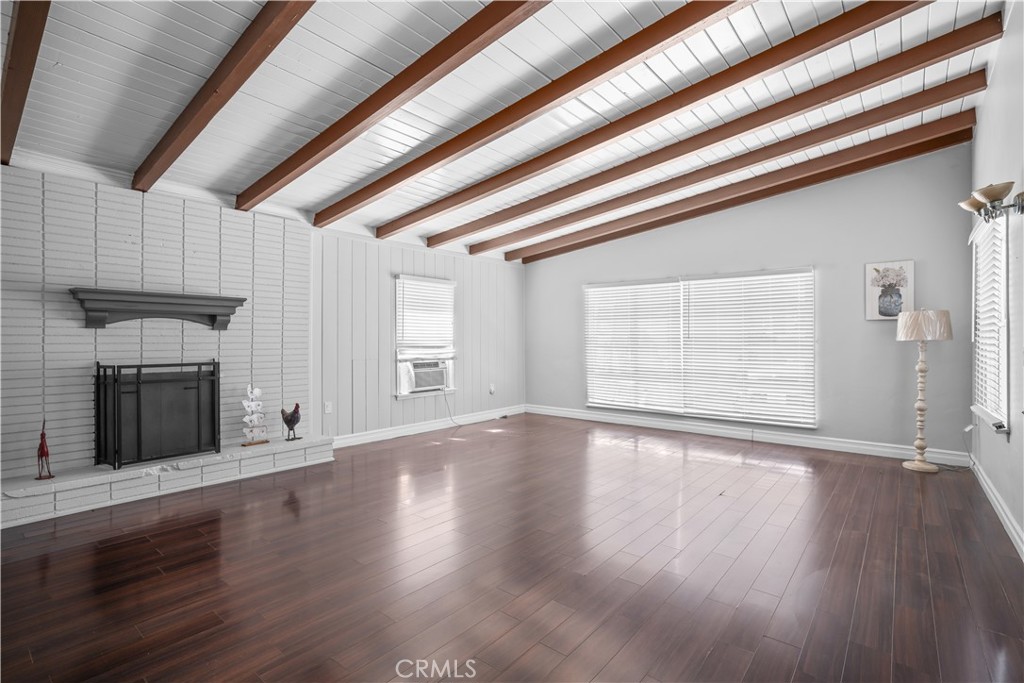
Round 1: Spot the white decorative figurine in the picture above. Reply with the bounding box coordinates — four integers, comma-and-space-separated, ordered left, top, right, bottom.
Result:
241, 384, 269, 446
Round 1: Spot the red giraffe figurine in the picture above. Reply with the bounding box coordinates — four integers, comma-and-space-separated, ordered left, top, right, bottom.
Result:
36, 420, 53, 480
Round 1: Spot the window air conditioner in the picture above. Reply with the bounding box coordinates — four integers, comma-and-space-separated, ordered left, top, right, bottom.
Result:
410, 360, 448, 392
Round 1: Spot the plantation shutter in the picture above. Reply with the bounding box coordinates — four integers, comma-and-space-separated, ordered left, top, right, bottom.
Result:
970, 219, 1007, 421
396, 275, 455, 360
584, 279, 683, 413
682, 269, 816, 427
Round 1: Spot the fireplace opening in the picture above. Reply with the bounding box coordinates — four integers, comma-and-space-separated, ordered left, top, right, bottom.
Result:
96, 362, 220, 470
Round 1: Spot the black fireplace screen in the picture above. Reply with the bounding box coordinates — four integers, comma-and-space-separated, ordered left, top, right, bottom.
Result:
95, 362, 220, 469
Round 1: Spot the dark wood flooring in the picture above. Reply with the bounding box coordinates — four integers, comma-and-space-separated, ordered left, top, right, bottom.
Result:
2, 414, 1022, 682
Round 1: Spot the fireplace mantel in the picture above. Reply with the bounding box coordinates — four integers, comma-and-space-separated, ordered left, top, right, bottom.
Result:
69, 288, 246, 330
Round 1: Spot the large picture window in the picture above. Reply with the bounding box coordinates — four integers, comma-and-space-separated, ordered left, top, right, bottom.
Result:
970, 217, 1008, 424
584, 269, 815, 427
584, 279, 682, 414
395, 275, 455, 396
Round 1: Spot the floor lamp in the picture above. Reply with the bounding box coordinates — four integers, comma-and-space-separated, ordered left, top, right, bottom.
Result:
897, 310, 953, 473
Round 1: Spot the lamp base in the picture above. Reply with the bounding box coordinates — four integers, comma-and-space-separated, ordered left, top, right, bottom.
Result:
902, 459, 939, 473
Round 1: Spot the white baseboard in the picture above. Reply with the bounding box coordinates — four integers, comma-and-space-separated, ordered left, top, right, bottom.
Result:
972, 461, 1024, 560
332, 405, 526, 449
524, 404, 970, 467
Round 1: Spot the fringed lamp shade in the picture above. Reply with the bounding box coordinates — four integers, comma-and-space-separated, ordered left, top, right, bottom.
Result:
897, 310, 953, 342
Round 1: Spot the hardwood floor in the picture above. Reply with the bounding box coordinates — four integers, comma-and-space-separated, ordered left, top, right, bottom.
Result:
2, 414, 1022, 682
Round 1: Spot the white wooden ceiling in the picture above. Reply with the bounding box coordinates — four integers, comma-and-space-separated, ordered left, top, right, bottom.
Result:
4, 0, 1005, 259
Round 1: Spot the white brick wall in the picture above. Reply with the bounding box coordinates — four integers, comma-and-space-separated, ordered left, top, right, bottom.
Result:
1, 166, 312, 479
1, 438, 335, 528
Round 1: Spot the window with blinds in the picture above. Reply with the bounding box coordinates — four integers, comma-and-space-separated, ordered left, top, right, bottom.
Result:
683, 270, 815, 426
396, 275, 455, 359
970, 217, 1008, 423
396, 275, 455, 395
584, 269, 816, 427
584, 280, 682, 414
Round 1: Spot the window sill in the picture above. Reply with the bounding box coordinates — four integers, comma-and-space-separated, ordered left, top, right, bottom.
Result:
395, 388, 457, 401
585, 402, 817, 429
971, 404, 1010, 434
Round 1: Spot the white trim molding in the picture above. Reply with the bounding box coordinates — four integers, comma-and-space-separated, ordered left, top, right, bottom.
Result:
332, 405, 527, 449
524, 404, 971, 467
972, 461, 1024, 560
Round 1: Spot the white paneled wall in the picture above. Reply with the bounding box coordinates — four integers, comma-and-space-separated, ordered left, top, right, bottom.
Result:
312, 232, 525, 439
0, 166, 310, 479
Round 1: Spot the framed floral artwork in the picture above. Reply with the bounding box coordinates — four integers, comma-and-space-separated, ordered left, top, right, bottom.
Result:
866, 260, 914, 320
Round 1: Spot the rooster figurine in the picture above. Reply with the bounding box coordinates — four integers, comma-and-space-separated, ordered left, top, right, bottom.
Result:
281, 403, 301, 441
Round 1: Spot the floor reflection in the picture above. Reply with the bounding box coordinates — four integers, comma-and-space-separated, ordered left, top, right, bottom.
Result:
2, 414, 1021, 682
283, 490, 301, 518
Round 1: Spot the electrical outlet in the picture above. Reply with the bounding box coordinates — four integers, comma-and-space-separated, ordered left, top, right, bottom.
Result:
324, 401, 332, 414
489, 383, 496, 395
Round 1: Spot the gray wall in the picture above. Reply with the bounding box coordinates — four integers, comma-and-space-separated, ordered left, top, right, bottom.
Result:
0, 167, 310, 478
311, 231, 526, 439
971, 3, 1023, 533
525, 144, 974, 452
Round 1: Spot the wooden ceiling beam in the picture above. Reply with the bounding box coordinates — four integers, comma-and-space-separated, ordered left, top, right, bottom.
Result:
131, 1, 315, 192
460, 13, 1002, 253
507, 109, 975, 261
1, 0, 50, 165
368, 0, 927, 238
470, 69, 986, 254
522, 127, 972, 263
521, 127, 973, 263
235, 0, 547, 212
309, 0, 750, 229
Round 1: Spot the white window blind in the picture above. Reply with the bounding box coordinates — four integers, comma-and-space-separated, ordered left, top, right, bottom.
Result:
396, 275, 455, 360
683, 270, 815, 426
583, 269, 816, 427
584, 280, 682, 414
970, 218, 1007, 422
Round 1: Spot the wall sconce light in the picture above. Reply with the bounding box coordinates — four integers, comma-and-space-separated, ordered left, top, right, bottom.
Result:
958, 181, 1024, 222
